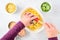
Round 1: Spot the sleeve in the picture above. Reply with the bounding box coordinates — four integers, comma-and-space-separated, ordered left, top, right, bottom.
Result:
48, 37, 58, 40
1, 21, 25, 40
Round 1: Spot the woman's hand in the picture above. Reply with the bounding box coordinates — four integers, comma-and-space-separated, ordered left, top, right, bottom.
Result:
21, 13, 37, 27
44, 23, 58, 38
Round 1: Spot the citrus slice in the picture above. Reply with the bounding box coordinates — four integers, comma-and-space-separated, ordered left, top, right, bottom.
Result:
41, 2, 51, 12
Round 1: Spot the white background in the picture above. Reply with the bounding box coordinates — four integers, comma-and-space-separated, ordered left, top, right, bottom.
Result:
0, 0, 60, 40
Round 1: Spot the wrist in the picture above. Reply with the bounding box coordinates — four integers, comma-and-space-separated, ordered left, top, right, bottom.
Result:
20, 20, 26, 26
48, 34, 57, 38
17, 21, 25, 29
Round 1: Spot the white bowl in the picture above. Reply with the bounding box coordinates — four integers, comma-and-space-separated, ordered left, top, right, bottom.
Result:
20, 6, 44, 33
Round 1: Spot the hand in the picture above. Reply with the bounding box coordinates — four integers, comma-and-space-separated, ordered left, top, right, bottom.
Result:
18, 29, 26, 37
44, 23, 58, 38
21, 13, 37, 27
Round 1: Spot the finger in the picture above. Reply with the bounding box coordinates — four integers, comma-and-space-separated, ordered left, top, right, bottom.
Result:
44, 23, 52, 29
50, 23, 56, 29
44, 23, 50, 29
46, 23, 56, 29
25, 12, 31, 15
29, 14, 34, 18
30, 21, 33, 24
31, 16, 37, 20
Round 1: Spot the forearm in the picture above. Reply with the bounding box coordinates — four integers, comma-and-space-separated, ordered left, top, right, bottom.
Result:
1, 21, 25, 40
48, 37, 58, 40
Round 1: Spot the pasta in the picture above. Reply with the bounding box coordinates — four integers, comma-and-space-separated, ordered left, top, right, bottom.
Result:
22, 8, 43, 31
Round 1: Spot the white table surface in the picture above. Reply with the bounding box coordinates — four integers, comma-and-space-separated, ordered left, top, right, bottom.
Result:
0, 0, 60, 40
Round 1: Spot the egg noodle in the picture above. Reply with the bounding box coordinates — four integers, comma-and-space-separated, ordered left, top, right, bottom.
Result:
21, 8, 43, 31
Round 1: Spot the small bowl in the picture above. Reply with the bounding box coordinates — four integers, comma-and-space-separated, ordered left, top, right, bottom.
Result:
5, 2, 17, 14
20, 7, 44, 33
8, 21, 16, 29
